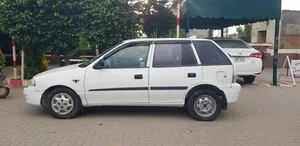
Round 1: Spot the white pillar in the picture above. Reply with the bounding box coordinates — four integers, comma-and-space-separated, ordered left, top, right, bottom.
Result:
21, 49, 24, 81
12, 40, 17, 79
176, 2, 180, 38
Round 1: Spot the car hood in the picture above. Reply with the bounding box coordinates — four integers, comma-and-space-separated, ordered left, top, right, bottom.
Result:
34, 63, 81, 78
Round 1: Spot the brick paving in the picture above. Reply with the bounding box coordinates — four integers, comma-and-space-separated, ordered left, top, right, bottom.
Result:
1, 69, 300, 146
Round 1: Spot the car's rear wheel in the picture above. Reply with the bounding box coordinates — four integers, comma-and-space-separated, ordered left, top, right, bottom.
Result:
187, 89, 222, 121
243, 75, 256, 84
45, 87, 81, 119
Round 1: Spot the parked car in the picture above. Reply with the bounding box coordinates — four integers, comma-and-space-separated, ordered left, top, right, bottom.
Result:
23, 38, 241, 121
209, 38, 263, 83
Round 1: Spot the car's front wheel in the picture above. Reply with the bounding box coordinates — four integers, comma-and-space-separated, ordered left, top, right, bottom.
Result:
243, 75, 256, 84
187, 89, 222, 121
45, 87, 81, 119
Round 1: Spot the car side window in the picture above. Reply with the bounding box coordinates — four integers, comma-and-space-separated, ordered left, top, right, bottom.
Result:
103, 43, 150, 68
193, 41, 232, 66
153, 43, 197, 67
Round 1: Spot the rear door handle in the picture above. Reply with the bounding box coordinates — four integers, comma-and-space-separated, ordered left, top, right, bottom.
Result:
134, 74, 143, 79
188, 73, 196, 78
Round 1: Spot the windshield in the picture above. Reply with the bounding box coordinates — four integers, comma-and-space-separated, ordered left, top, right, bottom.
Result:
79, 42, 124, 67
213, 40, 251, 49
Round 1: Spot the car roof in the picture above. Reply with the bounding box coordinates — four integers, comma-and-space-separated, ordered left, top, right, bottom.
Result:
205, 37, 243, 41
123, 38, 211, 43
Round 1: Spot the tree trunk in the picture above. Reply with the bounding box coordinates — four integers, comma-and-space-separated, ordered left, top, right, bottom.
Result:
208, 29, 214, 37
64, 52, 70, 66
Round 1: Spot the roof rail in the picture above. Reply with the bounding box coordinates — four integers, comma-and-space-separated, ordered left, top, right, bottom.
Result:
189, 35, 197, 39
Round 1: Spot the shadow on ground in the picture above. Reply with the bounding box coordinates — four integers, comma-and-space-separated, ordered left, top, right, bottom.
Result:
83, 106, 188, 117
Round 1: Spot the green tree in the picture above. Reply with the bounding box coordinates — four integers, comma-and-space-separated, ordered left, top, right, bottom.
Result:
82, 0, 139, 53
135, 0, 176, 38
236, 24, 252, 42
0, 0, 54, 78
72, 37, 94, 57
0, 50, 5, 67
50, 0, 83, 65
0, 0, 83, 78
0, 21, 3, 33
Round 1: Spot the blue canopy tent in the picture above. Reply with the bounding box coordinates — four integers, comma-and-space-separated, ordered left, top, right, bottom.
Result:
181, 0, 282, 85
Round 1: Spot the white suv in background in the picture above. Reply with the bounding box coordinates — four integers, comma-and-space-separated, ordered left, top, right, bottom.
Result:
210, 38, 263, 83
23, 38, 241, 121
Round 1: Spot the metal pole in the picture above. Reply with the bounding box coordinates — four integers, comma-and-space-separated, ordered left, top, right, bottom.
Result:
176, 1, 180, 38
21, 49, 24, 81
272, 19, 280, 86
12, 40, 17, 79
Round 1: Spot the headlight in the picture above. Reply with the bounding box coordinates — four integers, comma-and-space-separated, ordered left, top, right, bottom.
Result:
27, 79, 36, 86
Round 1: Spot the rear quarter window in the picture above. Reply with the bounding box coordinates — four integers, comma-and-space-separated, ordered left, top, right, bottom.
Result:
193, 41, 232, 66
152, 43, 198, 67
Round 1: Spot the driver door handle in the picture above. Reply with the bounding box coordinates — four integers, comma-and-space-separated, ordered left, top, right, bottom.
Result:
134, 74, 143, 79
188, 73, 196, 78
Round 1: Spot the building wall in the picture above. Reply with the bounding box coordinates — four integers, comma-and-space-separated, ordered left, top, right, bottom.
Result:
188, 29, 209, 38
280, 35, 300, 49
251, 20, 276, 46
280, 10, 300, 49
251, 10, 300, 49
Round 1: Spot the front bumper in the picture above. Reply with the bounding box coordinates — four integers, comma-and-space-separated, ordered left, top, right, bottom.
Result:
222, 83, 241, 103
23, 86, 43, 106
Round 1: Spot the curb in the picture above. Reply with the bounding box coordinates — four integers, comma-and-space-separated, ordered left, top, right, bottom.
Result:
9, 79, 30, 88
10, 79, 23, 87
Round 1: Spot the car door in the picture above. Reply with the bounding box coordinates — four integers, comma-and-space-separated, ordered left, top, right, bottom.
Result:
193, 40, 234, 88
149, 40, 203, 103
84, 41, 152, 105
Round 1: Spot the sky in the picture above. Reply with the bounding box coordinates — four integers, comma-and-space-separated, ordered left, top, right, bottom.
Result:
222, 0, 300, 35
282, 0, 300, 10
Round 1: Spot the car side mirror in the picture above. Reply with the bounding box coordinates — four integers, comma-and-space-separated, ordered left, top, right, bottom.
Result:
93, 59, 105, 69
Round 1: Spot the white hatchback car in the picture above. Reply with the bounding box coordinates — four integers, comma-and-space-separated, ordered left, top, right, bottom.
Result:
23, 38, 241, 121
210, 38, 263, 83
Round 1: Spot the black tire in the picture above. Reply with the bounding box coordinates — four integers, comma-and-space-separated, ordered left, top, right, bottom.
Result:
187, 89, 222, 121
0, 87, 9, 98
45, 87, 81, 119
243, 76, 256, 84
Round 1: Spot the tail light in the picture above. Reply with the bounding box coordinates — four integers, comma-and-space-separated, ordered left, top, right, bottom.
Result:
250, 52, 263, 58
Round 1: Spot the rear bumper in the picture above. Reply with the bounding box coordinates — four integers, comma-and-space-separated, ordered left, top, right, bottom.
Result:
222, 83, 241, 103
235, 59, 262, 76
23, 86, 43, 106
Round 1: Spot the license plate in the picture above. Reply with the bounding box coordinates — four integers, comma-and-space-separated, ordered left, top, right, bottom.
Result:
234, 57, 245, 62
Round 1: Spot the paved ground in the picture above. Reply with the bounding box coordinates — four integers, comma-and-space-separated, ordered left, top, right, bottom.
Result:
1, 69, 300, 146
